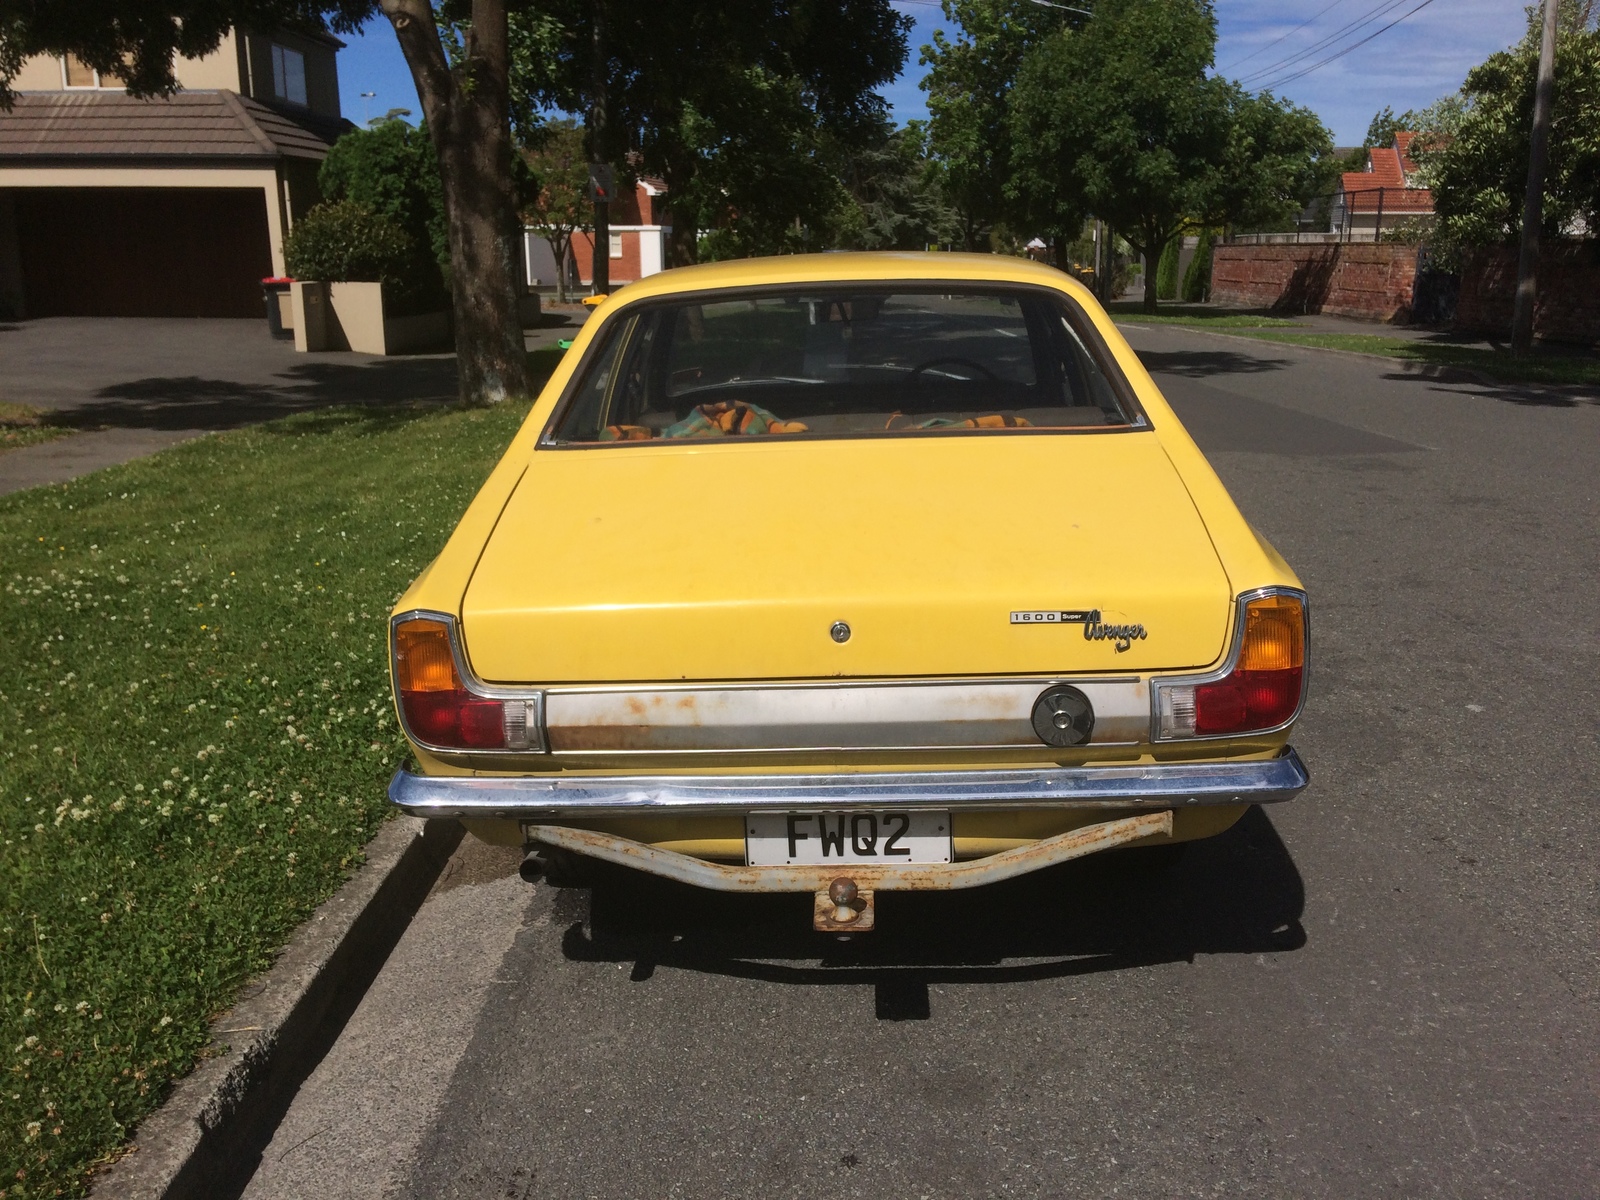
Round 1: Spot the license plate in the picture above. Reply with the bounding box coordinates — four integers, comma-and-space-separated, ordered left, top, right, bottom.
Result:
745, 811, 951, 866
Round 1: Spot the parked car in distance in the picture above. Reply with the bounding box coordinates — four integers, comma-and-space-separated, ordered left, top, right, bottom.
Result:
387, 252, 1309, 932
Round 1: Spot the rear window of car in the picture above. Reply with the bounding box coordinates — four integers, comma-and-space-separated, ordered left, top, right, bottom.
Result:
546, 286, 1139, 444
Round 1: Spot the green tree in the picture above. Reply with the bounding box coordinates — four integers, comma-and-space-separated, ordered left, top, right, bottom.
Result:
919, 0, 1066, 249
1416, 3, 1600, 248
521, 0, 909, 267
1008, 0, 1230, 312
520, 118, 588, 302
1364, 104, 1401, 150
1008, 0, 1331, 307
829, 120, 961, 250
1210, 86, 1335, 230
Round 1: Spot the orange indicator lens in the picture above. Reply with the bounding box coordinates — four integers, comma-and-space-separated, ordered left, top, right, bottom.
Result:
1236, 594, 1305, 672
394, 619, 460, 693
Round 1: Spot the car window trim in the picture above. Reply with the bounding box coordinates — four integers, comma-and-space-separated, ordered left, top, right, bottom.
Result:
538, 279, 1150, 448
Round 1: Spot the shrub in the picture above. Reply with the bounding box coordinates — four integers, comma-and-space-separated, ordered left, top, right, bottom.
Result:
1155, 236, 1180, 300
1181, 229, 1213, 301
319, 119, 449, 281
284, 201, 415, 288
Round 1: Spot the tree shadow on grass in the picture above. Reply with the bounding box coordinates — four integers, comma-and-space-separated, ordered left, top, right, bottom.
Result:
560, 805, 1304, 1018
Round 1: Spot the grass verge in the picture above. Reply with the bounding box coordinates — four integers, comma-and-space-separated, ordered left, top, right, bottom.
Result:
1228, 331, 1600, 388
1107, 302, 1302, 328
1, 405, 76, 455
0, 356, 560, 1197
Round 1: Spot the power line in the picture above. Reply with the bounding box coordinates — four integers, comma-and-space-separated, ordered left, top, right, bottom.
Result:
1254, 0, 1439, 90
1237, 0, 1414, 86
1218, 0, 1353, 74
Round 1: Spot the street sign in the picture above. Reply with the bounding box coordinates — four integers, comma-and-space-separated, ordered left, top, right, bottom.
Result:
588, 164, 615, 203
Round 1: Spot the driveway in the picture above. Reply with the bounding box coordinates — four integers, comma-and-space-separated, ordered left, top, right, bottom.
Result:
0, 312, 581, 494
229, 325, 1600, 1200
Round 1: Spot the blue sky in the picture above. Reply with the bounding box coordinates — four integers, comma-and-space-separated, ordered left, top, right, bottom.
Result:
337, 0, 1531, 147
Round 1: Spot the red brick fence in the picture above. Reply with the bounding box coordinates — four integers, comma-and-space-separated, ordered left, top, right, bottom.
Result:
1211, 243, 1419, 321
1211, 239, 1600, 344
1454, 243, 1600, 344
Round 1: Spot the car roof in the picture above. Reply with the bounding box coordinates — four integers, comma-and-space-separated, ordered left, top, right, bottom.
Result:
601, 251, 1085, 305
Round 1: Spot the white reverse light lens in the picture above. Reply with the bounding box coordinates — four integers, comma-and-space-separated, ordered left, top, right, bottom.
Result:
1158, 685, 1196, 739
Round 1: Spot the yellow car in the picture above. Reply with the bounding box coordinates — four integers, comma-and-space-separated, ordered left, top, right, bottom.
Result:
388, 252, 1308, 932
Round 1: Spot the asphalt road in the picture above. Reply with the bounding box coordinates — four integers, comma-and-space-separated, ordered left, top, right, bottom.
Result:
241, 327, 1599, 1199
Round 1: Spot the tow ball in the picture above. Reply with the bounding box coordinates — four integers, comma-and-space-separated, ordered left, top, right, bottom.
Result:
814, 876, 874, 933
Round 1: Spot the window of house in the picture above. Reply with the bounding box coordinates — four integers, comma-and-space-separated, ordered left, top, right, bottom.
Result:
61, 55, 124, 88
608, 232, 624, 259
271, 44, 308, 106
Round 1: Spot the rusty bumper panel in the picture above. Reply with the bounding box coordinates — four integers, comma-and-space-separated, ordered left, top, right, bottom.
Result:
523, 809, 1175, 894
387, 747, 1308, 819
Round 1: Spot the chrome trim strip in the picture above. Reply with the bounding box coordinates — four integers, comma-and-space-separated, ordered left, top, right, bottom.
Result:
1148, 586, 1310, 743
387, 747, 1308, 818
390, 609, 548, 756
543, 678, 1149, 753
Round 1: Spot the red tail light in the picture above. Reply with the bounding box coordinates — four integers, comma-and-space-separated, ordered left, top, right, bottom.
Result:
1156, 592, 1306, 739
393, 617, 506, 748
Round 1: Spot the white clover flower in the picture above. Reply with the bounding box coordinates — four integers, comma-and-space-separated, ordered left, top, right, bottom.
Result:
53, 1004, 66, 1013
33, 824, 44, 834
25, 1120, 41, 1140
158, 1015, 172, 1027
75, 1001, 88, 1014
24, 1035, 39, 1048
208, 812, 223, 826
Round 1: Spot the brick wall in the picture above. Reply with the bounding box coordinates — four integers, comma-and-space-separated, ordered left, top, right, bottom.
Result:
1455, 241, 1600, 345
1211, 243, 1420, 321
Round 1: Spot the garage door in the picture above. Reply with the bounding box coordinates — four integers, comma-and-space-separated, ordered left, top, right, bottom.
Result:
16, 187, 274, 318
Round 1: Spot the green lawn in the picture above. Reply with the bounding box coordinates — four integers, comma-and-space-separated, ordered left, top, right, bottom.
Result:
1229, 331, 1600, 388
1, 405, 76, 454
0, 356, 557, 1197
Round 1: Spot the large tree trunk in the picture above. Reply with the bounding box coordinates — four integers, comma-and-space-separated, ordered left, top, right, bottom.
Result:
1140, 219, 1163, 314
382, 0, 529, 406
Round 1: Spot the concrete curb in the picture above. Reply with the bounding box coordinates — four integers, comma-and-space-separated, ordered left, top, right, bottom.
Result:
1115, 321, 1599, 403
89, 814, 465, 1200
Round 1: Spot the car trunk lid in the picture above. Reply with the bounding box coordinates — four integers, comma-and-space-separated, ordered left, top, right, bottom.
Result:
461, 433, 1232, 682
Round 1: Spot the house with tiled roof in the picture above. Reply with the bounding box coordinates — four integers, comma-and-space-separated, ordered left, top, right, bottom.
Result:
1332, 131, 1434, 239
0, 31, 351, 319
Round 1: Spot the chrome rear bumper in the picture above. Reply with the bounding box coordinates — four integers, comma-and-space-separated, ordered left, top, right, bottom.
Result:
388, 747, 1308, 819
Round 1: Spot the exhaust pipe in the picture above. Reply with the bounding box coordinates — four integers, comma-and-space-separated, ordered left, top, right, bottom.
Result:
518, 850, 545, 884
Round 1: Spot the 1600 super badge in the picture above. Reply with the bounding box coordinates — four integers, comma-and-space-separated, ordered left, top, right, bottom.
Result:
1010, 609, 1148, 652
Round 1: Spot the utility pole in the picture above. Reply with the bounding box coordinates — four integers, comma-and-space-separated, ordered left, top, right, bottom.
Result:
1511, 0, 1558, 357
588, 0, 610, 296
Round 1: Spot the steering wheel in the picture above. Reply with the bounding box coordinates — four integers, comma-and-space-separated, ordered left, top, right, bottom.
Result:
908, 357, 998, 385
